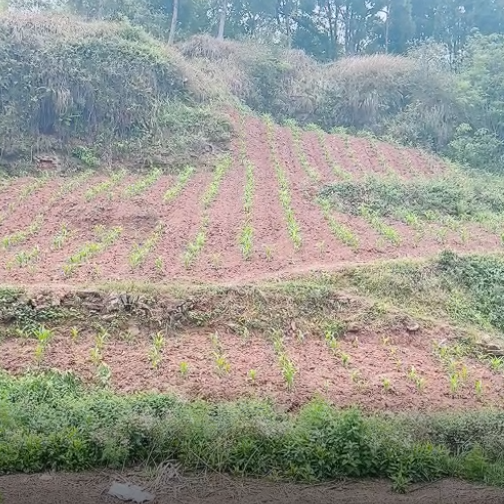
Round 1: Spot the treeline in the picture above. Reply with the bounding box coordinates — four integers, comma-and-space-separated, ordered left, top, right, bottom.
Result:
3, 0, 504, 64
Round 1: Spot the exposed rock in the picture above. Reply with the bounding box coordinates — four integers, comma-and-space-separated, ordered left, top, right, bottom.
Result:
107, 482, 154, 503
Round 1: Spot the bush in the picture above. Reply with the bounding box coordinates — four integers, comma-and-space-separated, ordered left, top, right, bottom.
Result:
319, 170, 504, 219
0, 14, 231, 171
179, 35, 323, 124
1, 369, 504, 489
318, 54, 459, 150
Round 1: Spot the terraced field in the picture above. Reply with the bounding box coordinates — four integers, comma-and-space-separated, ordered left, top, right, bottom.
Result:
1, 116, 502, 286
2, 115, 504, 415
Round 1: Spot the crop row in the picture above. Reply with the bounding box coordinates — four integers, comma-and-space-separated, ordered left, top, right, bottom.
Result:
183, 155, 232, 267
264, 115, 302, 249
63, 225, 123, 276
238, 115, 255, 260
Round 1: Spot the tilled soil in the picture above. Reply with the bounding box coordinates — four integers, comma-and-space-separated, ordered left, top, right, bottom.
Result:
1, 330, 503, 412
1, 470, 503, 504
0, 117, 501, 285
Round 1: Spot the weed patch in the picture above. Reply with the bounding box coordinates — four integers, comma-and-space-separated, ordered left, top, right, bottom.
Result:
1, 371, 504, 487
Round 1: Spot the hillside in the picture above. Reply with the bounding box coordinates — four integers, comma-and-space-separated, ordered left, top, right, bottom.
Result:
1, 115, 502, 286
3, 13, 504, 497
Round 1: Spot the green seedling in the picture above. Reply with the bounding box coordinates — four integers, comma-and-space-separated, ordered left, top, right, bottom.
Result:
70, 326, 79, 342
129, 222, 165, 267
85, 169, 126, 201
382, 377, 391, 391
52, 224, 71, 249
179, 361, 189, 377
33, 325, 53, 364
124, 168, 162, 197
96, 363, 112, 387
214, 352, 231, 375
475, 379, 483, 397
340, 351, 351, 367
489, 357, 504, 373
90, 347, 102, 366
247, 369, 257, 383
319, 199, 358, 249
264, 118, 302, 249
148, 331, 165, 370
350, 369, 361, 383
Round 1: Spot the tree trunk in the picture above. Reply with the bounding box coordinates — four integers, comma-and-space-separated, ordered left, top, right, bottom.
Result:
168, 0, 179, 45
217, 0, 226, 40
385, 0, 391, 53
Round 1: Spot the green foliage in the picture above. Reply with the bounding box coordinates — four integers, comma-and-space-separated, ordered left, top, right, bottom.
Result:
1, 371, 504, 487
437, 251, 504, 333
320, 171, 504, 222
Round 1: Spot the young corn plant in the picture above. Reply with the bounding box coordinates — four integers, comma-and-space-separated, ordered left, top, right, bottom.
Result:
319, 198, 359, 249
64, 225, 122, 277
407, 366, 426, 392
182, 158, 232, 268
475, 379, 483, 398
33, 326, 53, 365
382, 377, 392, 392
202, 156, 232, 209
359, 204, 401, 246
247, 369, 257, 384
209, 332, 231, 376
163, 166, 195, 203
2, 214, 44, 249
7, 245, 40, 270
19, 176, 49, 201
51, 170, 93, 204
315, 129, 351, 180
154, 256, 164, 272
85, 169, 126, 201
70, 326, 79, 342
129, 222, 165, 268
400, 210, 425, 246
96, 363, 112, 387
179, 361, 189, 377
52, 224, 72, 250
286, 121, 321, 182
239, 159, 255, 260
124, 168, 162, 197
264, 116, 302, 250
183, 217, 209, 268
90, 331, 107, 367
148, 331, 165, 371
271, 332, 297, 391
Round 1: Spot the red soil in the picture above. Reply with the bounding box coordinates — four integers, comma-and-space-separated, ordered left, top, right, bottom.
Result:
1, 328, 502, 412
0, 116, 501, 285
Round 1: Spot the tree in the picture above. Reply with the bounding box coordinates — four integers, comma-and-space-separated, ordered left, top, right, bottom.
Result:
387, 0, 415, 53
168, 0, 178, 44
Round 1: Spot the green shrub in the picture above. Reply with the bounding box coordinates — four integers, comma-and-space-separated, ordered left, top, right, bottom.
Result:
1, 369, 504, 489
319, 171, 504, 219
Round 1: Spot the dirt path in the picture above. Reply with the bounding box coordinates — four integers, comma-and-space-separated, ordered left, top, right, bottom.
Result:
1, 470, 503, 504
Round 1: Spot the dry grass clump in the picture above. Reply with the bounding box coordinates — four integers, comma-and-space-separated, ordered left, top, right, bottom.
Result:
180, 35, 323, 123
319, 54, 459, 148
0, 14, 230, 171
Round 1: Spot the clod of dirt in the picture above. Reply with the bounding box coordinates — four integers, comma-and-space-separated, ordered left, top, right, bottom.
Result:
108, 482, 155, 503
